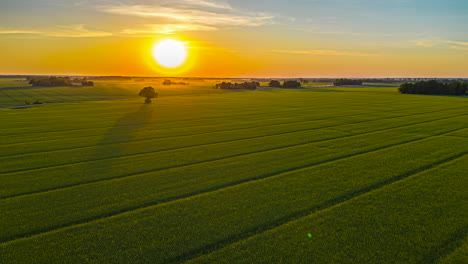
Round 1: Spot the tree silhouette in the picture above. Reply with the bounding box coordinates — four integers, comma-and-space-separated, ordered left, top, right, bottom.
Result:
139, 87, 158, 103
399, 80, 467, 95
268, 80, 281, 88
283, 80, 302, 88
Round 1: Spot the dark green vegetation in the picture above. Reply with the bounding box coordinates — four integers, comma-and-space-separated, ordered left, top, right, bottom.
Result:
138, 86, 158, 104
163, 80, 189, 86
28, 76, 94, 87
268, 80, 302, 88
399, 80, 468, 96
333, 78, 363, 86
215, 81, 260, 90
0, 80, 467, 263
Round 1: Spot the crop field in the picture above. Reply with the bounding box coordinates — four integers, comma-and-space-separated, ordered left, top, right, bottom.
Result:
0, 80, 467, 263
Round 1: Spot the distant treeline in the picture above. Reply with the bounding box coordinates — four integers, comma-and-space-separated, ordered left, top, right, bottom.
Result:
363, 79, 395, 83
27, 76, 94, 87
163, 80, 189, 86
268, 80, 302, 88
333, 79, 363, 86
215, 82, 260, 90
399, 80, 467, 95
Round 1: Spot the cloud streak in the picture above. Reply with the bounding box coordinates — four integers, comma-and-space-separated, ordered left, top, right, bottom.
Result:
121, 24, 217, 35
180, 0, 232, 10
273, 49, 382, 57
0, 30, 41, 34
99, 0, 273, 34
101, 5, 272, 27
446, 40, 468, 46
46, 24, 112, 38
0, 25, 111, 38
450, 46, 468, 51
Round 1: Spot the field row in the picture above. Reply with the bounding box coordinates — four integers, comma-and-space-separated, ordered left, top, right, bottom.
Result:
1, 111, 466, 199
0, 100, 462, 155
1, 137, 466, 263
2, 91, 452, 136
186, 155, 468, 264
0, 103, 463, 167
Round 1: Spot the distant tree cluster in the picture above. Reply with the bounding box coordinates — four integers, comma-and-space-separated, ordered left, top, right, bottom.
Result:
268, 80, 301, 88
333, 79, 363, 86
163, 80, 189, 86
268, 80, 282, 88
399, 80, 467, 95
28, 76, 93, 87
363, 79, 396, 83
283, 80, 302, 88
29, 76, 72, 87
215, 82, 260, 90
80, 78, 94, 86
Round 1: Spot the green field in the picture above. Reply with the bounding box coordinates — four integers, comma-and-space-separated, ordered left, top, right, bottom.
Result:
0, 80, 467, 263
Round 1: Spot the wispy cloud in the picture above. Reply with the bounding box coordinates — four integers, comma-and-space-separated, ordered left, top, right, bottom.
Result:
412, 39, 468, 50
412, 37, 444, 47
99, 0, 273, 35
102, 5, 272, 27
0, 30, 41, 34
121, 24, 217, 35
450, 46, 468, 51
0, 25, 111, 38
180, 0, 232, 10
305, 30, 394, 37
273, 49, 382, 57
46, 24, 112, 37
447, 40, 468, 46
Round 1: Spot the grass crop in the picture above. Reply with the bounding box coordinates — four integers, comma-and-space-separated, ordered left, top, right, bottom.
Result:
186, 155, 468, 264
0, 80, 466, 263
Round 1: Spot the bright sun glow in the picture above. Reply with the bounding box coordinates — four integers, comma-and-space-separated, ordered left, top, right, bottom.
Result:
152, 39, 188, 68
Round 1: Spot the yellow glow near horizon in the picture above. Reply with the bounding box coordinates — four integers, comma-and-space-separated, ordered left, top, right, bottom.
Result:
152, 39, 188, 68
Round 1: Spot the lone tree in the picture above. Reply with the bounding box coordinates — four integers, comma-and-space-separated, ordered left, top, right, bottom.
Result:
139, 86, 158, 103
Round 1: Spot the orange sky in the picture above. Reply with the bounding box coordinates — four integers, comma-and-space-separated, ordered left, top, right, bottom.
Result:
0, 0, 467, 77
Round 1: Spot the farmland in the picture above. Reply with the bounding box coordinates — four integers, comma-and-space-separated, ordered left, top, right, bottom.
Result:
0, 79, 467, 263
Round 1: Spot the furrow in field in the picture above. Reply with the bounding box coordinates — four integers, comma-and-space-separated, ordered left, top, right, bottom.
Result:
177, 153, 467, 264
0, 97, 408, 124
0, 100, 350, 133
0, 104, 392, 153
13, 89, 36, 100
435, 236, 468, 264
1, 115, 465, 199
0, 102, 440, 148
0, 106, 355, 140
0, 90, 32, 103
24, 88, 64, 102
0, 105, 462, 160
0, 107, 464, 174
0, 97, 457, 133
0, 99, 457, 136
184, 155, 468, 264
1, 138, 465, 264
420, 226, 468, 264
0, 129, 465, 244
443, 128, 468, 138
19, 89, 55, 102
1, 102, 460, 147
0, 90, 20, 103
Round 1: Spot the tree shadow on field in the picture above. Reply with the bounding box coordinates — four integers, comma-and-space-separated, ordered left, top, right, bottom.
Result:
79, 103, 156, 185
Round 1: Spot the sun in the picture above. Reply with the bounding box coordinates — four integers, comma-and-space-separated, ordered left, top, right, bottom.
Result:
152, 39, 188, 68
